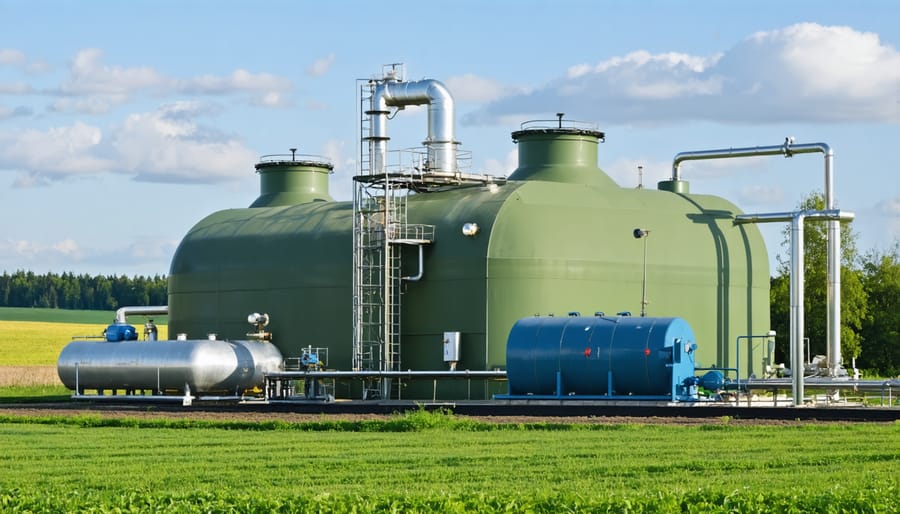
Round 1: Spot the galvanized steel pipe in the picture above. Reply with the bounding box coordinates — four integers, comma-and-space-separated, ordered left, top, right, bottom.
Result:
402, 244, 425, 282
114, 305, 168, 324
735, 209, 854, 406
370, 79, 457, 175
673, 141, 843, 375
267, 370, 507, 380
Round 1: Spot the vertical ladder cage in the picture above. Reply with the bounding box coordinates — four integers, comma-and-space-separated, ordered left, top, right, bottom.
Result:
353, 65, 434, 400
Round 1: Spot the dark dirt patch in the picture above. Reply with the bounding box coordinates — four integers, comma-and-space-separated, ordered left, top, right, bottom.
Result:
0, 404, 854, 426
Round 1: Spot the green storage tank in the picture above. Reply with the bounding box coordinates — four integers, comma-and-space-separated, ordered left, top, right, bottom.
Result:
168, 124, 770, 399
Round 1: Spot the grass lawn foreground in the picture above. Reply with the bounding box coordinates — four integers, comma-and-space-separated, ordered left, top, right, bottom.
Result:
0, 308, 897, 511
0, 411, 897, 512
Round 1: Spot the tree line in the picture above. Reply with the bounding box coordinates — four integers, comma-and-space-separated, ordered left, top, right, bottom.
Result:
770, 193, 900, 377
0, 271, 167, 311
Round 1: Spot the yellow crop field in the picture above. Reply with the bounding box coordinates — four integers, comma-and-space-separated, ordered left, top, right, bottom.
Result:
1, 321, 105, 366
0, 320, 168, 386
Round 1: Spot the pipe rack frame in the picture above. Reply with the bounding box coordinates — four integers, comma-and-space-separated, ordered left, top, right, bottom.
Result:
734, 209, 854, 406
671, 140, 843, 377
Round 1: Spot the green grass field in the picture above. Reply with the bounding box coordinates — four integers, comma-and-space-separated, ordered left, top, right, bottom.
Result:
0, 307, 897, 511
0, 411, 897, 512
0, 306, 168, 325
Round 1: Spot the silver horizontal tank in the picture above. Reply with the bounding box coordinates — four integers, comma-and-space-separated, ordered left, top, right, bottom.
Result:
57, 339, 283, 395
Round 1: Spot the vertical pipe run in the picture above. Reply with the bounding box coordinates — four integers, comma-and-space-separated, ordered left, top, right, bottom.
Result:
383, 178, 393, 399
402, 245, 425, 281
824, 150, 840, 376
640, 236, 648, 317
791, 214, 805, 405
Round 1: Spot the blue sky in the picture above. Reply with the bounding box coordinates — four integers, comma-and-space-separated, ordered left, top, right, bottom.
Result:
1, 0, 898, 276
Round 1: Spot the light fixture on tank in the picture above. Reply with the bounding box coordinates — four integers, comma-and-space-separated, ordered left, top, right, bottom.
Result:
462, 223, 479, 237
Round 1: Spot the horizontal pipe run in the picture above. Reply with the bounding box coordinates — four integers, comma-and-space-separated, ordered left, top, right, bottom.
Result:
671, 142, 832, 182
267, 370, 507, 380
494, 394, 679, 401
733, 210, 855, 224
114, 305, 168, 324
71, 394, 190, 402
744, 378, 900, 393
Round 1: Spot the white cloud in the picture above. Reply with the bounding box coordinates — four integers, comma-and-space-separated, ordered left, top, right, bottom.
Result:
110, 102, 257, 183
44, 49, 293, 113
320, 139, 355, 201
468, 23, 900, 125
0, 238, 84, 262
11, 173, 49, 188
0, 102, 257, 185
444, 74, 524, 103
0, 49, 48, 73
63, 48, 166, 96
184, 67, 293, 106
0, 82, 34, 94
0, 105, 32, 120
482, 148, 518, 177
178, 69, 291, 97
0, 236, 181, 274
0, 122, 115, 183
0, 49, 26, 66
49, 96, 128, 114
255, 92, 287, 107
123, 238, 180, 261
306, 54, 335, 77
52, 239, 82, 256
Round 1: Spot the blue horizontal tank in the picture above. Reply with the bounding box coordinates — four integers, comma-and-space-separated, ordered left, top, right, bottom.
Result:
503, 315, 698, 401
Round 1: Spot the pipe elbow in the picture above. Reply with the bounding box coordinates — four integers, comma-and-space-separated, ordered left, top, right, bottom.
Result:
423, 79, 453, 107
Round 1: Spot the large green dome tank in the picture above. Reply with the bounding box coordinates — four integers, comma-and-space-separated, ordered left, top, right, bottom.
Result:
168, 125, 769, 399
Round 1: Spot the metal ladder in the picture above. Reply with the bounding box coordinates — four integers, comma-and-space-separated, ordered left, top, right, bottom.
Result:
352, 70, 436, 400
353, 76, 408, 399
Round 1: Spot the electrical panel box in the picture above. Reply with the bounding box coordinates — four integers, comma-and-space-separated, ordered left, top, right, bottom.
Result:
443, 331, 460, 363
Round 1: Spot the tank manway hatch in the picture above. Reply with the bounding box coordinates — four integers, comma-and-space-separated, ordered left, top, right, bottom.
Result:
250, 150, 334, 207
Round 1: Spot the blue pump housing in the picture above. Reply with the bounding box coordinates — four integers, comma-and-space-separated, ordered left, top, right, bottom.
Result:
499, 315, 699, 401
105, 323, 138, 342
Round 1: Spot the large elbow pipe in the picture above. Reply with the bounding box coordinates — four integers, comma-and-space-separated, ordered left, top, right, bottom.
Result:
370, 78, 457, 175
